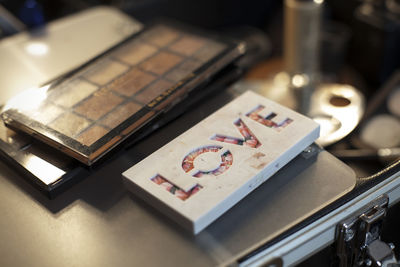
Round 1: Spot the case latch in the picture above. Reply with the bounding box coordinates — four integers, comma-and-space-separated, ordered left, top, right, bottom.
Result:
336, 194, 399, 267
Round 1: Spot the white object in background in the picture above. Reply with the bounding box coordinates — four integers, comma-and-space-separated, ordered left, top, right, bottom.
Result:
123, 90, 320, 234
309, 84, 365, 147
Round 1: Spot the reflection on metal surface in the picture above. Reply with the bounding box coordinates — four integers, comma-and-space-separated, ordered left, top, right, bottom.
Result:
313, 115, 341, 138
309, 84, 365, 147
22, 154, 65, 185
0, 119, 87, 195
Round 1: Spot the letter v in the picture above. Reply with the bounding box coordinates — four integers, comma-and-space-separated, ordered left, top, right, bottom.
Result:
211, 118, 261, 148
246, 105, 293, 131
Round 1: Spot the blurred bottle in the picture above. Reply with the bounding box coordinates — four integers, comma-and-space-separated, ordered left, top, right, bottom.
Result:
18, 0, 44, 28
284, 0, 324, 113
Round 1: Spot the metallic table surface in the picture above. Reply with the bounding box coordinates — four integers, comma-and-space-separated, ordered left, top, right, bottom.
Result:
0, 89, 356, 267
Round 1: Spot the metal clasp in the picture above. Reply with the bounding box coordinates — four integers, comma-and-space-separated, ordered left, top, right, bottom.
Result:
336, 195, 399, 266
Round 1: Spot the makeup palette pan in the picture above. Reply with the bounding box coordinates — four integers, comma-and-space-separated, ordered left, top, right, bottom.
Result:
1, 23, 245, 165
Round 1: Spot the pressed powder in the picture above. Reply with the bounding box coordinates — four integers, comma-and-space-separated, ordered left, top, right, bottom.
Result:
1, 22, 244, 165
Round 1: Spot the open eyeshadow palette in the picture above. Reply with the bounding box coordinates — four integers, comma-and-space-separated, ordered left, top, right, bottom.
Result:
1, 22, 244, 165
123, 91, 320, 234
0, 65, 242, 198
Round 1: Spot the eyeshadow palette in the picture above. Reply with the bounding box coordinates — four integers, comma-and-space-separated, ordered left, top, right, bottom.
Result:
0, 63, 243, 197
123, 91, 320, 234
1, 23, 244, 165
0, 120, 88, 197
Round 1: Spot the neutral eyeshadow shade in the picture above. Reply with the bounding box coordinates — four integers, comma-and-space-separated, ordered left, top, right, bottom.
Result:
141, 25, 180, 47
74, 91, 124, 120
135, 79, 173, 104
165, 59, 203, 82
77, 125, 109, 146
49, 112, 91, 138
53, 79, 98, 108
139, 52, 183, 75
111, 68, 156, 96
84, 59, 129, 85
168, 36, 207, 56
115, 42, 158, 65
193, 41, 226, 63
100, 101, 143, 129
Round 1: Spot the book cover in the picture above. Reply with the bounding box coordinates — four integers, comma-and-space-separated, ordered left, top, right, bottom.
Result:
123, 90, 320, 234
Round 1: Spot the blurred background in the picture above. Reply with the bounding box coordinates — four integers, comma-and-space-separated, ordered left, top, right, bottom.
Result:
1, 0, 399, 91
1, 1, 400, 265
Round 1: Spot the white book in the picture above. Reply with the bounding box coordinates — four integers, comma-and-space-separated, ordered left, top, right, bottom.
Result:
123, 91, 320, 234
